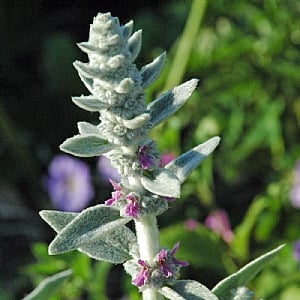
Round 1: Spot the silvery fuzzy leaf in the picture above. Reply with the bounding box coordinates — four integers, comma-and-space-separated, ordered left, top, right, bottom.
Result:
159, 280, 219, 300
23, 270, 72, 300
77, 42, 100, 55
40, 210, 78, 232
77, 122, 104, 137
165, 137, 221, 183
79, 225, 137, 263
115, 78, 134, 93
140, 52, 166, 89
72, 96, 109, 112
122, 20, 133, 40
73, 61, 100, 79
148, 79, 199, 128
141, 169, 181, 198
60, 134, 114, 157
77, 71, 94, 94
212, 244, 285, 298
48, 204, 130, 255
127, 30, 142, 60
122, 113, 150, 129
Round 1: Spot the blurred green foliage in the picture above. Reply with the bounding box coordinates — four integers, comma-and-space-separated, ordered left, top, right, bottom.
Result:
1, 0, 300, 299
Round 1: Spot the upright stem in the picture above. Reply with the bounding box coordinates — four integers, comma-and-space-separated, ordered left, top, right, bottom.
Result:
135, 215, 163, 300
164, 0, 207, 90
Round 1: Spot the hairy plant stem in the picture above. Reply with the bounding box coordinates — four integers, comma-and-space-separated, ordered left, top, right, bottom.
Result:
135, 215, 163, 300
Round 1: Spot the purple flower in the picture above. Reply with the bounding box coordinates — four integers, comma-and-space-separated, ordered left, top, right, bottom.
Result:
45, 154, 94, 212
293, 240, 300, 261
204, 209, 234, 243
125, 193, 140, 218
132, 259, 150, 287
97, 156, 121, 182
290, 161, 300, 208
138, 145, 155, 169
105, 179, 123, 205
157, 242, 189, 278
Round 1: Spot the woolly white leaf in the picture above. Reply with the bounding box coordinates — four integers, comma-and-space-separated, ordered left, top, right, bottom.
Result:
159, 280, 218, 300
77, 122, 104, 137
141, 169, 181, 198
122, 113, 150, 129
78, 226, 137, 263
23, 270, 72, 300
166, 137, 221, 183
60, 134, 114, 157
48, 205, 129, 255
148, 79, 199, 127
122, 20, 133, 40
128, 30, 142, 60
212, 244, 285, 298
72, 96, 109, 111
140, 52, 166, 89
40, 210, 78, 232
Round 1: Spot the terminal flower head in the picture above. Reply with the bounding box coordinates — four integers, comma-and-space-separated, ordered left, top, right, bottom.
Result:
45, 154, 94, 212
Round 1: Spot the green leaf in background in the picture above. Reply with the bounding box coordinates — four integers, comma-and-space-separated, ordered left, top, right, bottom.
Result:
165, 136, 220, 184
148, 79, 199, 128
48, 205, 129, 254
159, 280, 219, 300
23, 270, 72, 300
140, 52, 166, 89
60, 134, 115, 157
160, 224, 225, 271
212, 244, 285, 298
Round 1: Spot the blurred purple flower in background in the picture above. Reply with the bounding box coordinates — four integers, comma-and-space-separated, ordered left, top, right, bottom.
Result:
290, 161, 300, 208
204, 209, 234, 243
97, 156, 121, 182
184, 218, 199, 231
45, 154, 94, 212
293, 240, 300, 261
159, 152, 176, 167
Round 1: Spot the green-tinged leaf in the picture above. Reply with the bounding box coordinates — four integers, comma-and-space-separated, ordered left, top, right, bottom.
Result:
39, 210, 78, 232
72, 96, 109, 111
60, 134, 114, 157
79, 225, 137, 263
159, 280, 219, 300
140, 52, 166, 89
165, 137, 220, 183
23, 270, 72, 300
128, 30, 142, 60
148, 79, 199, 127
141, 169, 181, 198
48, 205, 129, 254
212, 244, 285, 298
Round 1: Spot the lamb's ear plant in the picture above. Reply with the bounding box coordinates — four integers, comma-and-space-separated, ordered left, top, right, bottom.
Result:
26, 12, 284, 300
